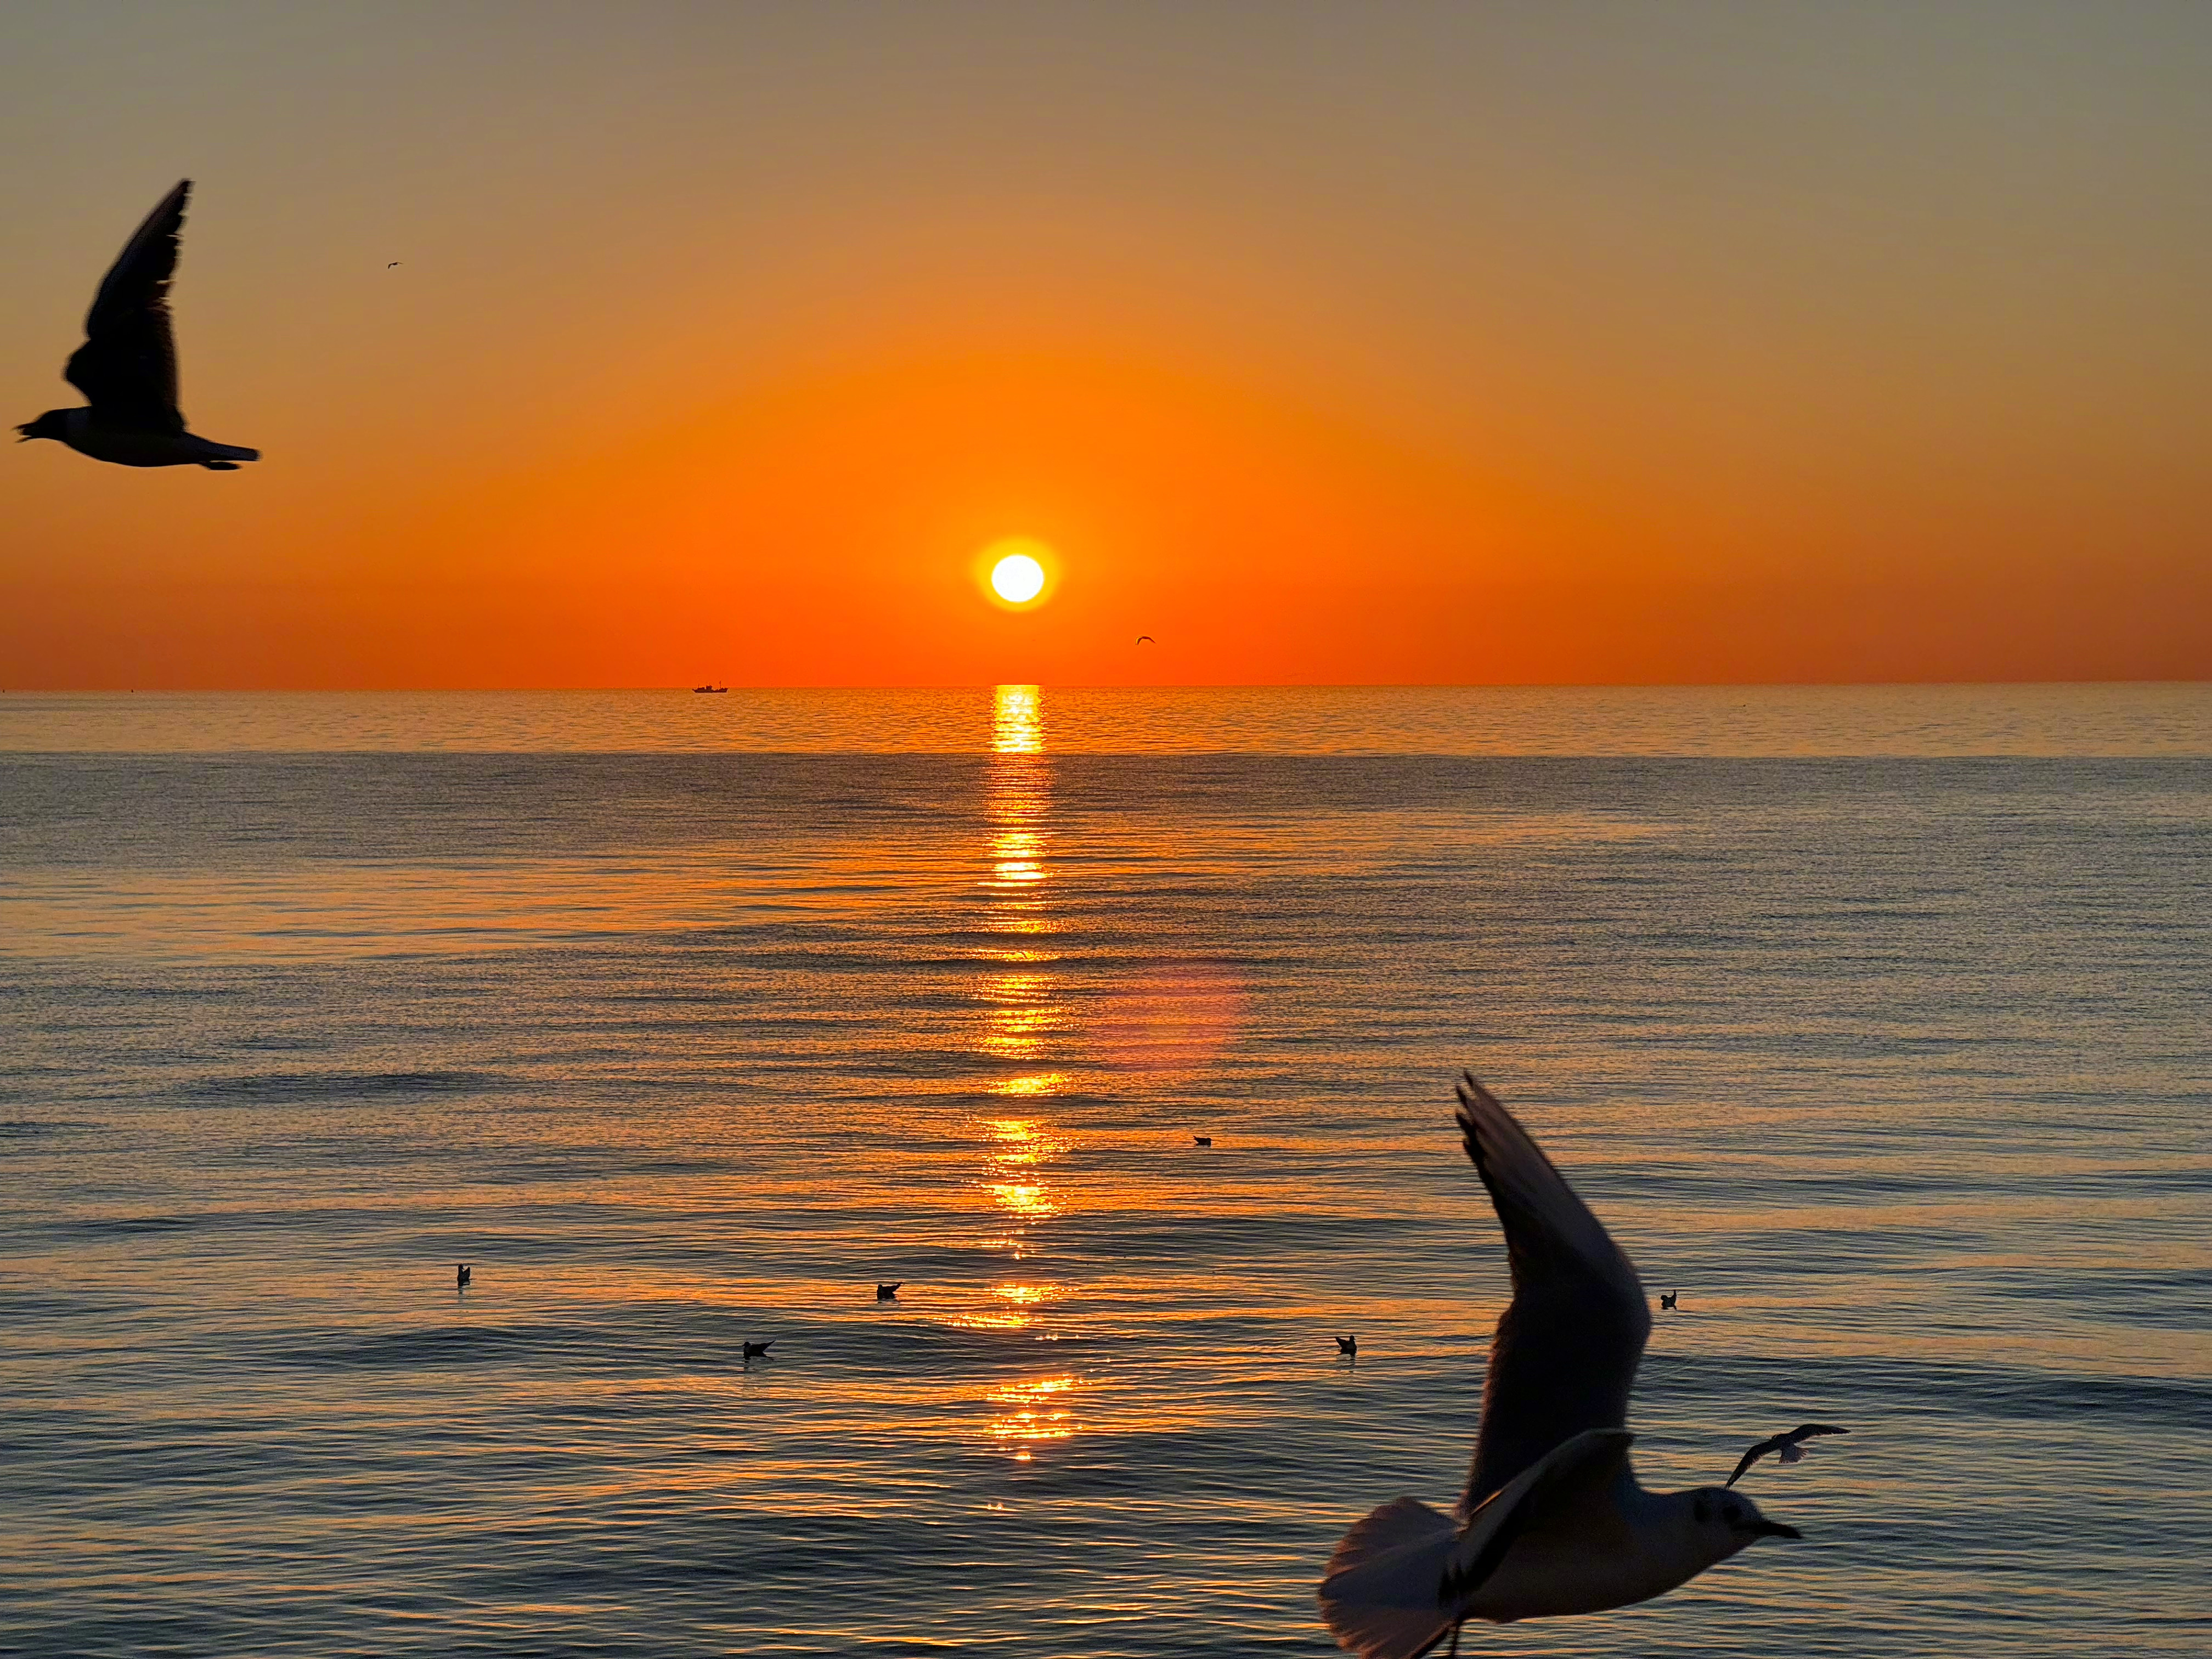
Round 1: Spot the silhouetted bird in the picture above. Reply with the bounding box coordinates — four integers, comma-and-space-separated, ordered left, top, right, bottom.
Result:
1137, 635, 1155, 645
1318, 1077, 1801, 1658
1336, 1334, 1358, 1357
742, 1340, 774, 1361
1726, 1424, 1849, 1488
455, 1264, 471, 1289
876, 1283, 901, 1300
1659, 1291, 1678, 1311
18, 180, 259, 470
1193, 1135, 1213, 1147
387, 261, 401, 268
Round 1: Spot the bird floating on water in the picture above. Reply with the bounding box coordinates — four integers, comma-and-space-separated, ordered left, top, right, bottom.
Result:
1193, 1135, 1213, 1147
1317, 1076, 1802, 1658
1658, 1291, 1678, 1311
18, 180, 260, 470
1337, 1335, 1358, 1358
742, 1340, 775, 1362
455, 1264, 471, 1290
1726, 1424, 1848, 1488
876, 1282, 901, 1301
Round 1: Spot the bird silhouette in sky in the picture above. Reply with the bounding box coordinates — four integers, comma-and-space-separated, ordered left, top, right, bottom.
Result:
387, 261, 402, 268
1136, 635, 1155, 645
17, 180, 260, 470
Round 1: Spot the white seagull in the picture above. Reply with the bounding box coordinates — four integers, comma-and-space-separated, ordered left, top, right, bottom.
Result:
1318, 1076, 1802, 1658
17, 180, 260, 470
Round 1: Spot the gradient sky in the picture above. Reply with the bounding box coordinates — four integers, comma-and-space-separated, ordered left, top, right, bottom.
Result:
5, 1, 2210, 687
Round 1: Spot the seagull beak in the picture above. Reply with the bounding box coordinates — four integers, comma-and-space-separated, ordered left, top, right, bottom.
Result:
1754, 1520, 1803, 1541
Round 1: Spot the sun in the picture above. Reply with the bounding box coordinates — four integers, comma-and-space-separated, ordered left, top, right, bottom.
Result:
979, 537, 1057, 609
992, 553, 1045, 604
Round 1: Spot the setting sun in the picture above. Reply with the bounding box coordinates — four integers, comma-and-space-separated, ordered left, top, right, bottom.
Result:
991, 555, 1044, 603
982, 538, 1054, 608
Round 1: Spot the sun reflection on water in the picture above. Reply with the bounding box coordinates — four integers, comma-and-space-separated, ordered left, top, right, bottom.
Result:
986, 1374, 1080, 1461
992, 1071, 1065, 1097
966, 690, 1081, 1447
991, 684, 1043, 755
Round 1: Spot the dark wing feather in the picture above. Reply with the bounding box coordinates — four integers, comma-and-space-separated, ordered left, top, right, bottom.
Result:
1456, 1075, 1651, 1513
65, 180, 190, 431
1725, 1439, 1777, 1487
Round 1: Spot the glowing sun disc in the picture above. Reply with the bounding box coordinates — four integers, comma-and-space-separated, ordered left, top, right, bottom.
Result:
991, 553, 1047, 604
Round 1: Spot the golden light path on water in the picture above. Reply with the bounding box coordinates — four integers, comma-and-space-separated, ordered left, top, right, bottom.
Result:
968, 686, 1077, 1459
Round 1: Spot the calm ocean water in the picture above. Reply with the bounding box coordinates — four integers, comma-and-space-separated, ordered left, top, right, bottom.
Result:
3, 686, 2207, 1658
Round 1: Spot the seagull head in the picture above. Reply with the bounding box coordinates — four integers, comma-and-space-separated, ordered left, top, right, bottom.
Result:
1685, 1486, 1803, 1561
16, 411, 69, 443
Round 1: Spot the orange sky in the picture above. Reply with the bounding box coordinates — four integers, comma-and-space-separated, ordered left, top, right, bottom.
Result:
5, 3, 2210, 687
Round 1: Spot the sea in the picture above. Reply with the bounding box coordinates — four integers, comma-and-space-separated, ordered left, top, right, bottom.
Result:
2, 685, 2207, 1658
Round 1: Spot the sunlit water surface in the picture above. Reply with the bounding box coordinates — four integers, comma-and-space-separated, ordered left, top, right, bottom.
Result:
3, 687, 2207, 1657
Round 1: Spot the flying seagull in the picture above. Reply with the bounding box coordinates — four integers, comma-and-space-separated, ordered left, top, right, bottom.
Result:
387, 261, 402, 268
1337, 1335, 1358, 1358
742, 1340, 775, 1362
18, 180, 259, 470
1317, 1076, 1801, 1658
1136, 635, 1155, 645
1726, 1424, 1848, 1488
876, 1282, 901, 1301
1659, 1291, 1678, 1311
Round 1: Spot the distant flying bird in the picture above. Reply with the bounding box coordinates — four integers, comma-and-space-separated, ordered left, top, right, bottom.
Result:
1136, 635, 1155, 645
17, 180, 260, 470
1726, 1424, 1849, 1488
387, 261, 402, 268
876, 1282, 901, 1301
455, 1264, 471, 1290
1318, 1077, 1801, 1658
742, 1340, 775, 1361
1336, 1335, 1358, 1357
1193, 1135, 1213, 1147
1659, 1291, 1678, 1311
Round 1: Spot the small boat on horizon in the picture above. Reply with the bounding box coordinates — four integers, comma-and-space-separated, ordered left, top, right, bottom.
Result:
693, 684, 729, 693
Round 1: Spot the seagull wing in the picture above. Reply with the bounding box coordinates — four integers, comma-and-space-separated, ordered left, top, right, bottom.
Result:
1456, 1076, 1651, 1512
1442, 1427, 1635, 1604
1725, 1438, 1778, 1487
65, 180, 190, 432
1786, 1423, 1849, 1443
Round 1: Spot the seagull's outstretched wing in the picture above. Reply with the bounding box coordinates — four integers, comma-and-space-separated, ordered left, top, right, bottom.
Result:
65, 180, 190, 432
1456, 1075, 1651, 1511
1725, 1436, 1781, 1488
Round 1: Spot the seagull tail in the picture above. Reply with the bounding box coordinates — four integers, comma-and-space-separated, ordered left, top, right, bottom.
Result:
1317, 1496, 1462, 1659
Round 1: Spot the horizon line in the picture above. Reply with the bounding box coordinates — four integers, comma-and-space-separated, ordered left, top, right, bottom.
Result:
4, 679, 2208, 695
